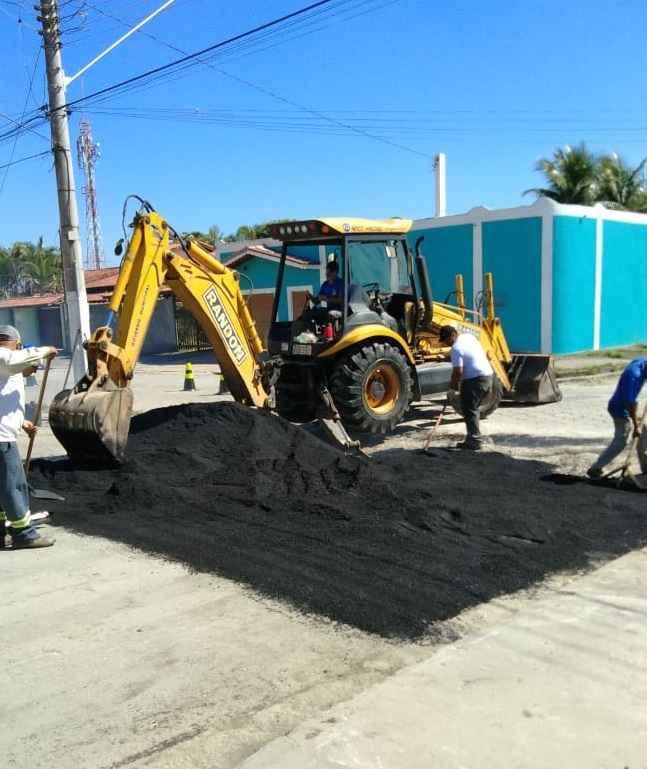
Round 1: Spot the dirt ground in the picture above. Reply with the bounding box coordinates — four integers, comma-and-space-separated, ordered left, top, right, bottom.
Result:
3, 362, 644, 769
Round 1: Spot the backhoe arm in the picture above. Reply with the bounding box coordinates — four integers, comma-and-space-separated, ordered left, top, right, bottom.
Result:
50, 207, 272, 465
92, 209, 269, 406
165, 239, 268, 407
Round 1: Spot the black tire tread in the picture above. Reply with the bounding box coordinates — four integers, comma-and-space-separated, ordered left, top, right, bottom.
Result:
330, 342, 413, 434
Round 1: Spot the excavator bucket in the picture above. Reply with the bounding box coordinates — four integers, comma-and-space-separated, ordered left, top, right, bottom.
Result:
49, 385, 133, 466
506, 354, 562, 405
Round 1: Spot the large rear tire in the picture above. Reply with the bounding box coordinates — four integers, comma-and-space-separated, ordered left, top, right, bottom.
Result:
330, 342, 413, 434
448, 375, 503, 419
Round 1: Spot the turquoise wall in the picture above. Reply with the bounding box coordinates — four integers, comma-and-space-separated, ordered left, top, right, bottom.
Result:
601, 220, 647, 348
11, 307, 40, 346
408, 225, 473, 308
552, 216, 596, 354
482, 217, 542, 352
234, 257, 320, 320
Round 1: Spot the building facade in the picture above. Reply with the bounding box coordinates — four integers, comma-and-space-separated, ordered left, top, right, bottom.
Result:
411, 198, 647, 354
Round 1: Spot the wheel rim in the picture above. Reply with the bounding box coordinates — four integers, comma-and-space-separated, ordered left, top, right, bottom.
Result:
364, 363, 401, 415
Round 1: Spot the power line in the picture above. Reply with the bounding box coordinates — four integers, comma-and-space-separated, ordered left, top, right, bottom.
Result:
1, 0, 362, 141
0, 113, 48, 144
83, 0, 430, 158
62, 0, 354, 111
0, 47, 42, 197
0, 149, 50, 171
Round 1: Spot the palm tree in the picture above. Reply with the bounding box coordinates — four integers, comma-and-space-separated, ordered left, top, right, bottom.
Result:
183, 225, 223, 246
525, 143, 599, 205
232, 224, 265, 241
0, 242, 32, 296
0, 247, 11, 298
22, 237, 63, 293
207, 225, 223, 244
597, 153, 647, 212
0, 238, 62, 296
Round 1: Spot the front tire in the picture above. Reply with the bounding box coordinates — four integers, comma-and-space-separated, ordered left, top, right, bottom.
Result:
330, 342, 413, 434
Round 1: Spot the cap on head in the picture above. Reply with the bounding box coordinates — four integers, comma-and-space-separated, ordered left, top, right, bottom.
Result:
0, 325, 21, 343
438, 325, 456, 344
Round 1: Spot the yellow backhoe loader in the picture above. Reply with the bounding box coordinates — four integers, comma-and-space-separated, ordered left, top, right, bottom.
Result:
50, 200, 560, 466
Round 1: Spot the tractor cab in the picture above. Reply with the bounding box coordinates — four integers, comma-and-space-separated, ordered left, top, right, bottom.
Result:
266, 218, 421, 425
266, 218, 416, 361
265, 217, 561, 432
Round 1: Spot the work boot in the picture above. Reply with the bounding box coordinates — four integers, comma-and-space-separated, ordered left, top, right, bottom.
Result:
456, 439, 483, 451
586, 466, 603, 480
10, 530, 55, 549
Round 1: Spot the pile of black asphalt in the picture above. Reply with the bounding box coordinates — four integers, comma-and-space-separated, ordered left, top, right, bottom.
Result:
31, 402, 647, 639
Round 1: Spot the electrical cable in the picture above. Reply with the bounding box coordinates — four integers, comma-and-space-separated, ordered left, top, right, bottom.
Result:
0, 149, 50, 171
83, 0, 430, 158
71, 0, 399, 108
3, 0, 366, 142
0, 47, 42, 198
58, 0, 351, 113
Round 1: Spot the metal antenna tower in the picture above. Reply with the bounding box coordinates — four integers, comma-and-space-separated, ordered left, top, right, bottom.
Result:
76, 118, 105, 270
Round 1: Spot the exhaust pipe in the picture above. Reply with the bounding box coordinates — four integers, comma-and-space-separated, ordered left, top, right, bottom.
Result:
414, 236, 433, 329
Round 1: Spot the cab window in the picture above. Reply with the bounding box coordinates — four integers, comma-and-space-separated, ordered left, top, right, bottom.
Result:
348, 240, 408, 293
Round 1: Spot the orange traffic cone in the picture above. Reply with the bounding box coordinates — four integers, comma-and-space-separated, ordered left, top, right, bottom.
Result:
183, 362, 196, 391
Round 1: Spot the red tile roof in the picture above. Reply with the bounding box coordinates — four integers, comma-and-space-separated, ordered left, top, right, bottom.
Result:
0, 293, 62, 309
84, 267, 120, 288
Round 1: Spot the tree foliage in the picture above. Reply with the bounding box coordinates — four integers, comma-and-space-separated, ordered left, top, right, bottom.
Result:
525, 144, 647, 211
597, 153, 647, 212
0, 237, 62, 298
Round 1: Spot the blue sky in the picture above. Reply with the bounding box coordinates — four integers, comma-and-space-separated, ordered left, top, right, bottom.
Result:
1, 0, 647, 264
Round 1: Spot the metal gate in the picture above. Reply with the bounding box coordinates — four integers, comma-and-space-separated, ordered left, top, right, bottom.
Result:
175, 305, 211, 352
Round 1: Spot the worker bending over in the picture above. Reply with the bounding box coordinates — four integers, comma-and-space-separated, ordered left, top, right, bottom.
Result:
587, 357, 647, 479
0, 326, 57, 549
439, 325, 493, 450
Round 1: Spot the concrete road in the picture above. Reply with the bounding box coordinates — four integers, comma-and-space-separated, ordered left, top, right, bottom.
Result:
3, 364, 647, 768
240, 548, 647, 769
3, 532, 425, 769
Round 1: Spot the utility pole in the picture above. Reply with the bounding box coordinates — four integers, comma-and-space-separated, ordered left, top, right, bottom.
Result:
39, 0, 90, 381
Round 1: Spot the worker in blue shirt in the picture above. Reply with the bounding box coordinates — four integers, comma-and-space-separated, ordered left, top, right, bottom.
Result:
587, 357, 647, 478
310, 261, 344, 308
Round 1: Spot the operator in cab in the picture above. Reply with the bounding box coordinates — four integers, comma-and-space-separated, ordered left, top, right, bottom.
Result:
439, 325, 493, 450
310, 261, 344, 308
587, 356, 647, 479
0, 325, 57, 549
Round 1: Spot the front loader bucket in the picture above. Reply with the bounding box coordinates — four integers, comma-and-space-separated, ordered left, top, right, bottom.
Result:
49, 385, 134, 466
506, 354, 562, 405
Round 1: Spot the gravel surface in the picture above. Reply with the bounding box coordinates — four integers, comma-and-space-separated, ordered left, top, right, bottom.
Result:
31, 401, 647, 639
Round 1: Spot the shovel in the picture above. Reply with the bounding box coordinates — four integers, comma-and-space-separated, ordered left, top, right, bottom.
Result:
422, 401, 448, 453
25, 356, 65, 502
599, 401, 647, 492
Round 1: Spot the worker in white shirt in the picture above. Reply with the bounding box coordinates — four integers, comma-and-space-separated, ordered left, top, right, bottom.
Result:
0, 326, 57, 549
439, 325, 493, 450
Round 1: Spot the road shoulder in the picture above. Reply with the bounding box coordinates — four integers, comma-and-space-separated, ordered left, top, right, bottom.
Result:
239, 548, 647, 769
